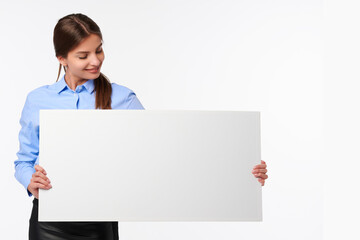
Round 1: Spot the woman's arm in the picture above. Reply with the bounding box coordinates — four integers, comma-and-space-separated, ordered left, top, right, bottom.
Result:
110, 83, 144, 110
14, 93, 51, 197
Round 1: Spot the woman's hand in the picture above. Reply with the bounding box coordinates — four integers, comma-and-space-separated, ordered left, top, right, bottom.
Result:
252, 160, 268, 186
27, 165, 52, 199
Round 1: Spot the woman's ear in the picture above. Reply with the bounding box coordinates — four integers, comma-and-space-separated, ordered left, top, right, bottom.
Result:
57, 56, 67, 67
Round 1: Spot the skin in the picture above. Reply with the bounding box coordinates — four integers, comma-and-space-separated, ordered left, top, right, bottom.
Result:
27, 34, 268, 198
57, 33, 104, 91
28, 165, 51, 198
252, 160, 268, 186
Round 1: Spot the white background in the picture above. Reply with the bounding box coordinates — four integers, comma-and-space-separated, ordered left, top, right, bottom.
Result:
324, 1, 360, 240
0, 0, 323, 239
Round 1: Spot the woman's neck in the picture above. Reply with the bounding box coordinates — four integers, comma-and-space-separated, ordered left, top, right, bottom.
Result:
64, 74, 87, 91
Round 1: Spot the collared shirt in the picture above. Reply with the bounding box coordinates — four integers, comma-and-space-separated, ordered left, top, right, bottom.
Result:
14, 75, 144, 196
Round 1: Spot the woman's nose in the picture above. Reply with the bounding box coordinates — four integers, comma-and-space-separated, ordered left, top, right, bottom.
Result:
90, 54, 101, 66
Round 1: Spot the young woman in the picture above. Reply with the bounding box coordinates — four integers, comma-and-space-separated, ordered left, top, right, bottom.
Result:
14, 13, 268, 240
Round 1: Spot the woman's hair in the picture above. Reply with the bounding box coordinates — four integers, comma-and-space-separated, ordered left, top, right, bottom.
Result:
53, 13, 112, 109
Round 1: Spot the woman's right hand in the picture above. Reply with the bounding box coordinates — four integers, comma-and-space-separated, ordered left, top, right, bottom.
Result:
27, 165, 52, 199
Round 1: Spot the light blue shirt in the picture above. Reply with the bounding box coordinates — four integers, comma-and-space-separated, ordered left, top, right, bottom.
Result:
14, 75, 144, 196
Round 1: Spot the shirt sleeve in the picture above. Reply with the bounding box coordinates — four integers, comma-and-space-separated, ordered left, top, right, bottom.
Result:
126, 92, 145, 110
14, 94, 39, 197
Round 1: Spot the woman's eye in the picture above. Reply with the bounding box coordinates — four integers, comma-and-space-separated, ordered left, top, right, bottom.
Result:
78, 49, 101, 59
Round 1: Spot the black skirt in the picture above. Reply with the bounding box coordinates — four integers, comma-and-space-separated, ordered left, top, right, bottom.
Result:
29, 198, 119, 240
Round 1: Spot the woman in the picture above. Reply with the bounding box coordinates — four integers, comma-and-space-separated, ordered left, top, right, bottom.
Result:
14, 13, 268, 240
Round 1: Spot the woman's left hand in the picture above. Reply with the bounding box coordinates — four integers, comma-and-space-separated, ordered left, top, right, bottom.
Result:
252, 160, 268, 186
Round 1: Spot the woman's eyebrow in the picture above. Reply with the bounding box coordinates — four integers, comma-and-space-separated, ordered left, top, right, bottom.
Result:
76, 43, 103, 54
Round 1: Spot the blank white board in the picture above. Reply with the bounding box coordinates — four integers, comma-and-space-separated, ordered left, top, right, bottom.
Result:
39, 110, 262, 221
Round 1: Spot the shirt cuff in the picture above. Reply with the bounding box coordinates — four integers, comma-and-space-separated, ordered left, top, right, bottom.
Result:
19, 168, 35, 197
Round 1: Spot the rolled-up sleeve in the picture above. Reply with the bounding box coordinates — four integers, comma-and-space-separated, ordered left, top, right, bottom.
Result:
14, 94, 38, 196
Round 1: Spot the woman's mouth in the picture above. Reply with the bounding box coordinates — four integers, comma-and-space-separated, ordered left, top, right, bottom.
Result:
85, 67, 100, 73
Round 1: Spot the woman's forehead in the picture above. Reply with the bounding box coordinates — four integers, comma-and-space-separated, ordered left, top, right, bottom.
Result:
72, 34, 102, 53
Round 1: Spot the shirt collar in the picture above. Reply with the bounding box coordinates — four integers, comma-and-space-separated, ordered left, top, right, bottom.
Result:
83, 79, 95, 94
50, 75, 68, 94
51, 75, 95, 94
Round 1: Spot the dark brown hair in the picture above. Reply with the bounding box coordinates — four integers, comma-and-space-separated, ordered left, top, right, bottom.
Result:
53, 13, 112, 109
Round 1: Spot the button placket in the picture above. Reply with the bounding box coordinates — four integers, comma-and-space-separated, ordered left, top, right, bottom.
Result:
73, 92, 79, 108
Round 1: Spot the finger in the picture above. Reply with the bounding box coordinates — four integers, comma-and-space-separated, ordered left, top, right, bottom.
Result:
33, 171, 51, 183
261, 160, 266, 164
35, 165, 47, 175
252, 169, 267, 174
32, 173, 50, 185
253, 164, 267, 169
35, 182, 52, 190
29, 181, 52, 191
254, 173, 268, 179
32, 177, 52, 188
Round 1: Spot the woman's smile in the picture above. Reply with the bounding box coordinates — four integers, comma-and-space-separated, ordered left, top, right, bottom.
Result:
85, 67, 100, 73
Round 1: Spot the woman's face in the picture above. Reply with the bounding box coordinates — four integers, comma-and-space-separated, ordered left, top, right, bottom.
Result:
58, 34, 104, 83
